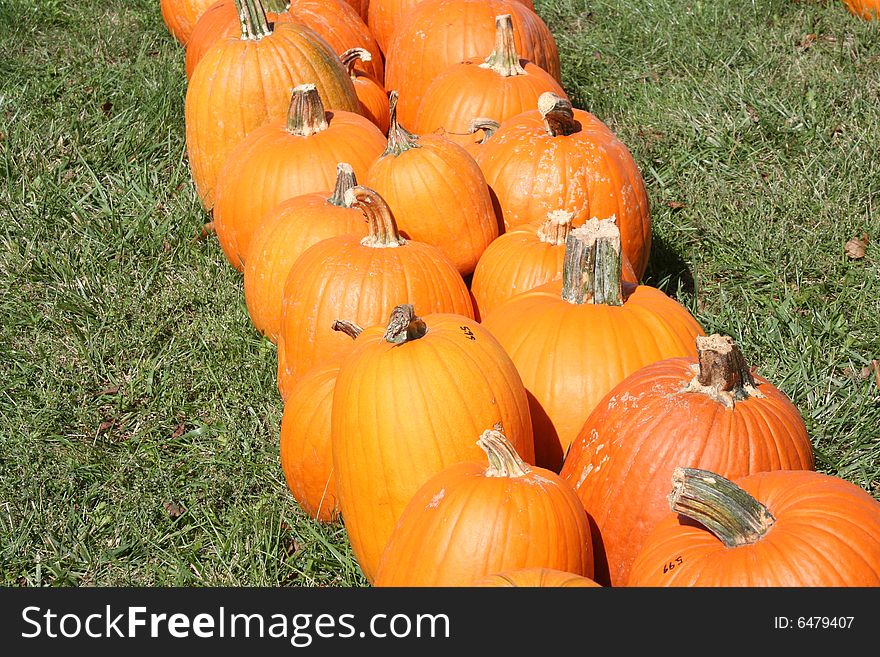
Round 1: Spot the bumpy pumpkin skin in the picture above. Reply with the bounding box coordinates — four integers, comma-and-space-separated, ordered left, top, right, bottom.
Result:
383, 0, 560, 129
332, 316, 536, 583
160, 0, 217, 45
560, 345, 816, 588
842, 0, 879, 20
628, 470, 880, 587
185, 21, 360, 211
473, 568, 601, 587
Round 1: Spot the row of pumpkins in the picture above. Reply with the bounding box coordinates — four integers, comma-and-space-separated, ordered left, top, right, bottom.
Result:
160, 0, 880, 586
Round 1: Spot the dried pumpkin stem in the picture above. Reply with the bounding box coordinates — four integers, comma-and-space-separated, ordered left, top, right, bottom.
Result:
537, 210, 574, 245
468, 117, 500, 143
561, 217, 624, 306
480, 14, 527, 77
331, 319, 363, 340
384, 304, 428, 344
235, 0, 272, 40
327, 163, 358, 208
538, 92, 580, 137
384, 91, 419, 156
668, 467, 776, 548
287, 84, 329, 136
682, 335, 764, 408
262, 0, 289, 12
344, 185, 406, 248
341, 47, 372, 78
478, 429, 531, 478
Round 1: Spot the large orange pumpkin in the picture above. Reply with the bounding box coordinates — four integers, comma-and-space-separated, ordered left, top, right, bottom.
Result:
276, 187, 474, 398
560, 334, 816, 587
475, 92, 652, 279
383, 0, 559, 129
340, 48, 390, 134
481, 218, 704, 472
474, 568, 601, 587
414, 13, 567, 152
373, 428, 587, 586
160, 0, 217, 45
332, 309, 536, 583
185, 2, 361, 210
365, 92, 499, 276
212, 84, 385, 271
628, 468, 880, 586
184, 0, 384, 82
243, 163, 368, 343
842, 0, 879, 19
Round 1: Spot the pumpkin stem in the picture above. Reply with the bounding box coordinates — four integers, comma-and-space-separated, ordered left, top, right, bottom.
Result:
344, 185, 406, 248
286, 84, 329, 137
478, 429, 531, 478
262, 0, 289, 13
340, 47, 372, 78
468, 117, 500, 144
682, 335, 765, 409
383, 304, 428, 344
383, 91, 420, 156
330, 319, 363, 340
668, 467, 776, 549
327, 163, 358, 208
480, 14, 527, 77
538, 92, 580, 137
561, 216, 624, 306
537, 210, 575, 245
234, 0, 272, 40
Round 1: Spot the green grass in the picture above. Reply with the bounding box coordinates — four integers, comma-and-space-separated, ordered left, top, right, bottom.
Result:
0, 0, 878, 586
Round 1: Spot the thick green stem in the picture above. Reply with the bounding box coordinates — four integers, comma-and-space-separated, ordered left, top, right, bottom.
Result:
682, 335, 765, 408
383, 91, 419, 156
561, 217, 624, 306
383, 304, 428, 344
234, 0, 272, 40
538, 92, 580, 137
480, 14, 527, 77
341, 47, 372, 78
668, 467, 776, 548
331, 319, 363, 340
327, 163, 358, 208
344, 185, 406, 248
537, 210, 574, 245
478, 429, 531, 478
286, 84, 328, 137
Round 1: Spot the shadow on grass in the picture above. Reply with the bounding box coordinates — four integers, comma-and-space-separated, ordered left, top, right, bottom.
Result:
641, 230, 695, 301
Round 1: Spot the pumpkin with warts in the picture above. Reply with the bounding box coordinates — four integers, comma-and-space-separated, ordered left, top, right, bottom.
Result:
628, 467, 880, 586
243, 163, 368, 344
184, 0, 361, 211
473, 568, 601, 587
481, 217, 704, 472
340, 48, 390, 134
365, 91, 499, 276
332, 311, 535, 583
560, 334, 816, 587
372, 428, 586, 587
212, 84, 385, 271
276, 187, 474, 399
160, 0, 217, 46
475, 92, 651, 279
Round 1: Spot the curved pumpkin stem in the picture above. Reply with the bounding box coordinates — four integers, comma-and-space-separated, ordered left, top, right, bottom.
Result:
383, 91, 420, 156
537, 210, 574, 245
668, 467, 776, 549
235, 0, 272, 40
327, 163, 358, 208
384, 304, 428, 344
682, 335, 765, 409
344, 185, 406, 248
480, 14, 527, 77
478, 429, 531, 478
468, 117, 500, 144
341, 47, 372, 78
561, 216, 624, 306
287, 84, 329, 137
538, 92, 580, 137
331, 319, 363, 340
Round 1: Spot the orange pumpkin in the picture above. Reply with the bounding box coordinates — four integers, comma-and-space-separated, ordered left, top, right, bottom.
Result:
332, 309, 536, 582
342, 0, 370, 22
276, 187, 474, 398
414, 14, 568, 151
383, 0, 559, 129
473, 568, 601, 588
212, 84, 385, 271
243, 163, 368, 343
481, 217, 704, 472
373, 428, 587, 586
842, 0, 879, 19
279, 320, 362, 523
340, 48, 390, 134
185, 3, 360, 210
184, 0, 384, 82
475, 92, 652, 279
160, 0, 217, 45
365, 92, 499, 276
628, 468, 880, 586
560, 334, 816, 587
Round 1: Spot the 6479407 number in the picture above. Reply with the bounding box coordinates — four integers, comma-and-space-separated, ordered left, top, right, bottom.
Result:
774, 616, 854, 629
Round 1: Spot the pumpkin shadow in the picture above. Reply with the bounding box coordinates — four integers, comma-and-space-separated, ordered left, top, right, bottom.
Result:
640, 231, 695, 300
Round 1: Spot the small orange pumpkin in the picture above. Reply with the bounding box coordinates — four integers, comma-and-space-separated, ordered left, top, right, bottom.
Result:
160, 0, 218, 45
340, 48, 390, 134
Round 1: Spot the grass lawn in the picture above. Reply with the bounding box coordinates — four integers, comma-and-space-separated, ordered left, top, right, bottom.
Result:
1, 0, 878, 587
